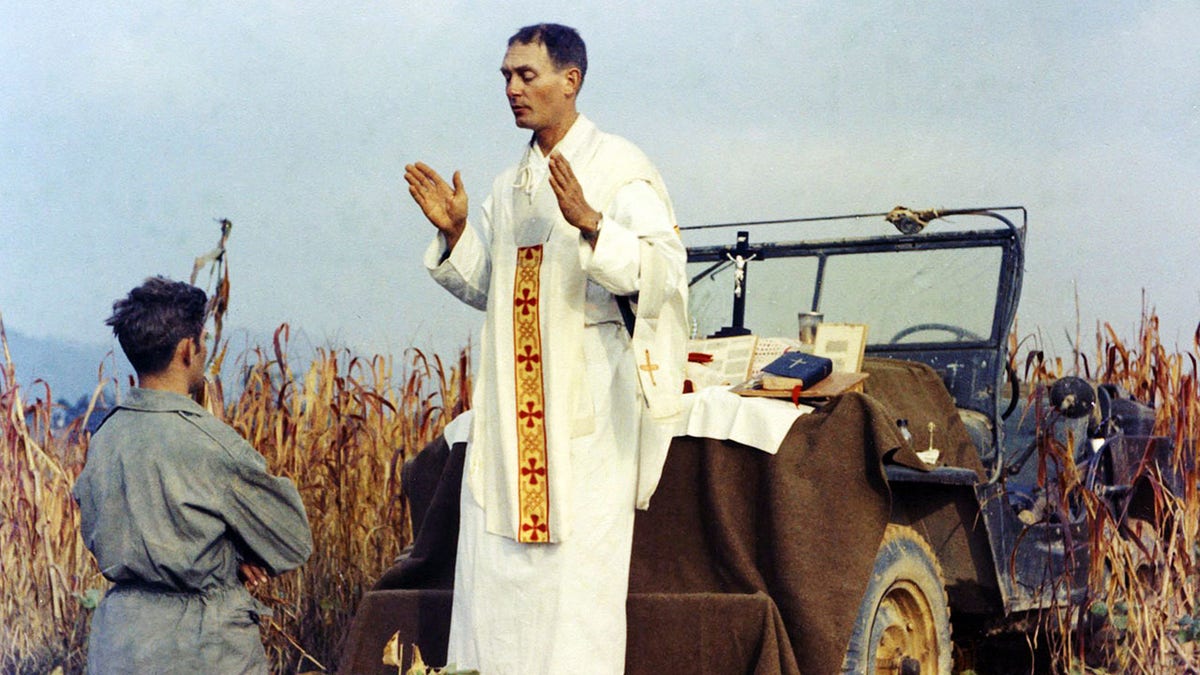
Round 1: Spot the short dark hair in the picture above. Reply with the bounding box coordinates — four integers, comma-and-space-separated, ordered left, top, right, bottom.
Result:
106, 276, 207, 375
509, 23, 587, 85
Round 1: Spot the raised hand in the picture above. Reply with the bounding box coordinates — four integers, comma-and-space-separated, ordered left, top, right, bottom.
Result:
548, 153, 601, 245
405, 162, 468, 250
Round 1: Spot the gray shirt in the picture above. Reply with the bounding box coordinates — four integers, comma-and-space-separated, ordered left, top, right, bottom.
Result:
73, 387, 313, 673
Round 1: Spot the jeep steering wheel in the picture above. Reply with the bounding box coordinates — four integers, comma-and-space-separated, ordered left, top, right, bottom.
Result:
890, 322, 987, 344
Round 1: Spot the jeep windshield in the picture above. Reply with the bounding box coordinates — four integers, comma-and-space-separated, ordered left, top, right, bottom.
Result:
683, 207, 1026, 350
683, 207, 1027, 424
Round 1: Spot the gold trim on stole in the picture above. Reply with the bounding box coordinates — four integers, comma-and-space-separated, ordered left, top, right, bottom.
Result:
513, 245, 549, 542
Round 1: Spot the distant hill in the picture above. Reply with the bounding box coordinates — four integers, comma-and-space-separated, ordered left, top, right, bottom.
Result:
2, 329, 130, 403
3, 325, 391, 405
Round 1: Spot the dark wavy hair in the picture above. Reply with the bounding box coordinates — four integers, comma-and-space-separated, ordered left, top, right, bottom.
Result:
106, 276, 207, 376
508, 23, 587, 86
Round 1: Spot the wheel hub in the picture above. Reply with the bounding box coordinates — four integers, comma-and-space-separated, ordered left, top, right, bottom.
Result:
872, 580, 939, 674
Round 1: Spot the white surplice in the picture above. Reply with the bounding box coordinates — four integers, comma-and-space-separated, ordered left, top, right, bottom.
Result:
423, 114, 687, 674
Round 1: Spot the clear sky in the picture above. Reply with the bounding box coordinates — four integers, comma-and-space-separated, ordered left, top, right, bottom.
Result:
3, 1, 1197, 365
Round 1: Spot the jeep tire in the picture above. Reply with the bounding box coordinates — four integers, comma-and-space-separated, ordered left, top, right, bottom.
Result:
842, 524, 952, 674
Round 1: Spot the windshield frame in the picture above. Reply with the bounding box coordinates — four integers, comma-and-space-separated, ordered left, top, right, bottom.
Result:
684, 209, 1026, 350
683, 207, 1027, 465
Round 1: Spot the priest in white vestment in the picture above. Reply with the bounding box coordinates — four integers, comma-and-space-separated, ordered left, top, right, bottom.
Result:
404, 23, 688, 675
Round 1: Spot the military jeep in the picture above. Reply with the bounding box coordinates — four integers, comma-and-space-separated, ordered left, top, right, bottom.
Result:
340, 206, 1171, 675
683, 205, 1171, 673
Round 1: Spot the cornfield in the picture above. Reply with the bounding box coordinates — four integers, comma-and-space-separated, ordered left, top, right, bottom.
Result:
0, 220, 1195, 673
1007, 311, 1200, 674
0, 315, 470, 673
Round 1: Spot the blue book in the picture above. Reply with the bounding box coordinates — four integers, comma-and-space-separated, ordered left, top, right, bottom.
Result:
760, 352, 834, 390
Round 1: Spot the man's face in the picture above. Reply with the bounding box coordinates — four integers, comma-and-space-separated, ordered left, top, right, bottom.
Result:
500, 41, 576, 133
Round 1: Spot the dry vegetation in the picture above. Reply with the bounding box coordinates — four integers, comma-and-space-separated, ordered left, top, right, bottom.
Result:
0, 224, 478, 674
1077, 317, 1199, 674
0, 316, 470, 674
223, 329, 471, 672
0, 325, 104, 673
6, 311, 1194, 673
1010, 313, 1200, 674
0, 227, 1194, 673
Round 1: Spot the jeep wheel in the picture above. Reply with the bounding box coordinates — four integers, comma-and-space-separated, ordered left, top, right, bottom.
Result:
843, 524, 952, 674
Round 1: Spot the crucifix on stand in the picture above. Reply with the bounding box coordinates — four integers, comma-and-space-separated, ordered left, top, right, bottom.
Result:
713, 230, 756, 337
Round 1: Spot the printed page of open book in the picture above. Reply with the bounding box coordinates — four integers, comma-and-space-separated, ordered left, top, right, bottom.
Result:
750, 337, 803, 376
685, 335, 757, 388
686, 335, 807, 388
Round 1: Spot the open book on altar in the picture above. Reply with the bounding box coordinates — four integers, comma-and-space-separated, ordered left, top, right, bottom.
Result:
685, 335, 805, 389
724, 323, 871, 400
686, 332, 869, 399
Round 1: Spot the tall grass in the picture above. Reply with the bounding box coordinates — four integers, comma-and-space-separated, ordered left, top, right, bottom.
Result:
0, 315, 470, 673
1079, 314, 1199, 674
0, 317, 108, 673
0, 218, 1192, 673
230, 327, 470, 671
1013, 313, 1200, 673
